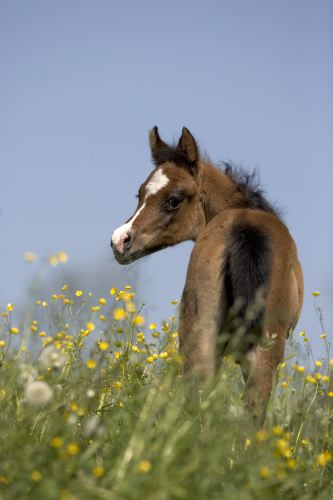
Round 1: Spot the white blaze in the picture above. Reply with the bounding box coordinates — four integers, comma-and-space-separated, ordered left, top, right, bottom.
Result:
112, 168, 169, 252
145, 169, 169, 196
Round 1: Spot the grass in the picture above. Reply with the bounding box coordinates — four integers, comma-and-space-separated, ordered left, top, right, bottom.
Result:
0, 268, 333, 499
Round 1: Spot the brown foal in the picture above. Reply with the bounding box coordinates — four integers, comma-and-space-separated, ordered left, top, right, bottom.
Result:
111, 127, 303, 424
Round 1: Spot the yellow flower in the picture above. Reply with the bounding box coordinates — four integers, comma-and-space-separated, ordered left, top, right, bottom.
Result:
67, 443, 80, 456
98, 341, 109, 351
137, 332, 145, 343
114, 351, 122, 360
86, 359, 97, 369
255, 430, 268, 442
113, 308, 126, 321
149, 323, 157, 330
24, 251, 37, 263
58, 251, 69, 263
7, 303, 14, 312
50, 437, 64, 448
305, 375, 316, 384
98, 297, 106, 305
280, 381, 288, 388
99, 315, 106, 321
133, 315, 145, 326
244, 438, 251, 449
159, 352, 168, 359
92, 465, 105, 478
10, 327, 20, 335
31, 470, 42, 482
275, 439, 289, 455
273, 426, 283, 436
0, 340, 6, 347
170, 300, 179, 305
301, 439, 310, 446
312, 291, 320, 297
110, 287, 117, 295
299, 331, 305, 337
322, 375, 329, 383
287, 458, 297, 469
137, 460, 152, 473
48, 255, 59, 266
320, 333, 327, 339
146, 356, 154, 364
124, 285, 132, 290
259, 466, 271, 478
316, 450, 332, 467
315, 360, 322, 367
126, 301, 136, 313
62, 284, 68, 291
123, 292, 135, 301
91, 306, 101, 312
86, 322, 95, 332
70, 402, 78, 412
75, 290, 83, 297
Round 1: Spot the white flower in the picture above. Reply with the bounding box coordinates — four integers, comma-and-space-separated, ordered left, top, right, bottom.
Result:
86, 389, 96, 398
39, 345, 67, 369
229, 404, 244, 418
84, 415, 103, 437
18, 364, 38, 386
67, 414, 78, 425
25, 381, 53, 406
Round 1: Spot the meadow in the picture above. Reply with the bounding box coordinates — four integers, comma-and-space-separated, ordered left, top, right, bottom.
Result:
0, 254, 332, 500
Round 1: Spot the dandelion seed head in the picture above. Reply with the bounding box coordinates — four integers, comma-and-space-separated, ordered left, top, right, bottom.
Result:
39, 345, 67, 369
25, 381, 53, 406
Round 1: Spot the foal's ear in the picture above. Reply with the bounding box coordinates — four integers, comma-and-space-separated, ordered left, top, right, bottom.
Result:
149, 126, 170, 165
177, 127, 199, 171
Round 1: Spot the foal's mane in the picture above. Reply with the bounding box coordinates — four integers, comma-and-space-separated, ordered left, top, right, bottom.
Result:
222, 161, 282, 218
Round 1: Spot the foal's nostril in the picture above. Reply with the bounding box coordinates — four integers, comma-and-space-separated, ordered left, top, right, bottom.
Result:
123, 233, 132, 252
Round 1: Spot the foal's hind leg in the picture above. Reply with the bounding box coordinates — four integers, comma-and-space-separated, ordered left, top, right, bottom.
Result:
179, 242, 227, 381
242, 326, 286, 425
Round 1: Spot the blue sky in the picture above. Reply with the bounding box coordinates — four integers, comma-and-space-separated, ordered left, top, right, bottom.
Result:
1, 0, 332, 356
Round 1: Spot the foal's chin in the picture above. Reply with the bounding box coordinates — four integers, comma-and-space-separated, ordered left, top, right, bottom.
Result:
112, 245, 168, 265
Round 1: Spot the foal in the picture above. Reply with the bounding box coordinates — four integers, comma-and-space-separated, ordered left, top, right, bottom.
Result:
111, 127, 303, 423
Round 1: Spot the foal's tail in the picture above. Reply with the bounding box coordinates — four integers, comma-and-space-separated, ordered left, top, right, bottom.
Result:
224, 222, 272, 346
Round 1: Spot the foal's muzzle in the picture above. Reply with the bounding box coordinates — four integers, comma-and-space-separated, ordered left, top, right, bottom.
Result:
111, 230, 134, 264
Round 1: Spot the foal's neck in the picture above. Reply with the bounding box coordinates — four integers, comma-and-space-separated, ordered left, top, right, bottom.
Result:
200, 161, 246, 223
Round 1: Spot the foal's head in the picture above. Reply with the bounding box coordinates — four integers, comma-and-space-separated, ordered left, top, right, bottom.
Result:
111, 127, 205, 264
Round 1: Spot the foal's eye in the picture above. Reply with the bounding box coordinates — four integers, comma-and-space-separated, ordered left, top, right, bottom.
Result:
166, 197, 182, 210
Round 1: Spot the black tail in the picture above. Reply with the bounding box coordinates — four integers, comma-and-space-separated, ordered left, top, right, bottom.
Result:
223, 222, 272, 351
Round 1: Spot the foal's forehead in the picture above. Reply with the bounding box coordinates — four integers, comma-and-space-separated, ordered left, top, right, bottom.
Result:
142, 163, 195, 196
144, 168, 169, 196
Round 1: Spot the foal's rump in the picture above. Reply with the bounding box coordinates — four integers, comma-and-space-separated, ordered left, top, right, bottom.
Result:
194, 208, 298, 359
